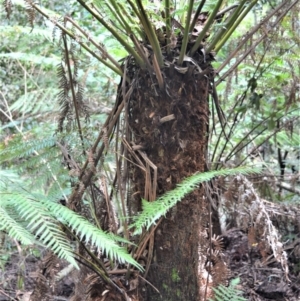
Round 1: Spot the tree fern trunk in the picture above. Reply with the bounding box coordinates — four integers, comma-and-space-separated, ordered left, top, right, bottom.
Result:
126, 59, 222, 300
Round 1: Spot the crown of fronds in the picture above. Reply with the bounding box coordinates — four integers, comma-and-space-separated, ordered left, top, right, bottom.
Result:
133, 166, 261, 234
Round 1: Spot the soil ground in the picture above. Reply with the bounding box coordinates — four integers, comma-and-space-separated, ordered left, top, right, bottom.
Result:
1, 230, 299, 301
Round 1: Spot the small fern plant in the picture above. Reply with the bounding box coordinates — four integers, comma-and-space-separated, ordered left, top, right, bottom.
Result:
210, 278, 247, 301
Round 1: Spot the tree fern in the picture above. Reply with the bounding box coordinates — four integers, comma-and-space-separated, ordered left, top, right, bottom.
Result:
133, 166, 261, 234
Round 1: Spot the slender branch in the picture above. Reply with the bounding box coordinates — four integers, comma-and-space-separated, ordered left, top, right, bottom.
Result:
216, 4, 239, 17
117, 2, 144, 39
65, 17, 121, 70
107, 0, 132, 35
74, 83, 134, 201
210, 92, 246, 165
25, 2, 123, 76
130, 34, 152, 70
276, 182, 300, 195
212, 24, 271, 165
127, 0, 141, 20
235, 121, 288, 167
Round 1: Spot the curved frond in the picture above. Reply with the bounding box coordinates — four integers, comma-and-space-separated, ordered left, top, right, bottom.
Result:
133, 166, 262, 234
0, 205, 35, 245
1, 190, 79, 269
44, 200, 142, 270
0, 135, 56, 163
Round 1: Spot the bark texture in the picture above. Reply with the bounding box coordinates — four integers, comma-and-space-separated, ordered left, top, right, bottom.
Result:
127, 62, 222, 300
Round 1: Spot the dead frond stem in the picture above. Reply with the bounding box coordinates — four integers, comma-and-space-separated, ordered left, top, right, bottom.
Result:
152, 54, 164, 90
130, 34, 153, 70
62, 34, 85, 154
3, 0, 12, 19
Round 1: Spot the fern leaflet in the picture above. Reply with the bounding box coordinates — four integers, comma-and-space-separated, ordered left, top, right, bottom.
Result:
210, 278, 247, 301
133, 166, 261, 234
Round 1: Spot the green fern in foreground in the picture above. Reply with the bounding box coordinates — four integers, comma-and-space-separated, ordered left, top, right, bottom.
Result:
0, 170, 142, 270
210, 278, 247, 301
133, 166, 261, 234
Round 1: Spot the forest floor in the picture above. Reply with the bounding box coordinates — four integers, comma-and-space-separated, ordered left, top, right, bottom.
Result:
1, 222, 300, 300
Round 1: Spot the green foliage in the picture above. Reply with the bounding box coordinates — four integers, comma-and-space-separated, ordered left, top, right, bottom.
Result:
133, 166, 261, 234
210, 278, 247, 301
1, 1, 299, 298
0, 170, 142, 270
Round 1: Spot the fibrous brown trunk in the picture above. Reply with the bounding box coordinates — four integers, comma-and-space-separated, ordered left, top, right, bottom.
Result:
127, 58, 224, 300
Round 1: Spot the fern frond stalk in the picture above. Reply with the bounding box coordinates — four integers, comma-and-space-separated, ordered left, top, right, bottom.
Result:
135, 0, 164, 67
25, 1, 123, 75
178, 0, 195, 65
65, 17, 121, 70
190, 0, 224, 55
216, 0, 297, 76
211, 0, 258, 53
164, 0, 171, 54
206, 0, 250, 54
62, 35, 85, 153
189, 0, 206, 33
76, 0, 145, 69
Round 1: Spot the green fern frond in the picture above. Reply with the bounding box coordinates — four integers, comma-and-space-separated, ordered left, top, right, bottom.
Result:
0, 25, 53, 40
0, 135, 56, 163
133, 166, 261, 234
210, 278, 247, 301
0, 169, 142, 270
9, 88, 59, 115
43, 200, 142, 270
0, 206, 35, 245
0, 191, 79, 269
0, 52, 60, 67
0, 169, 76, 266
16, 151, 60, 171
